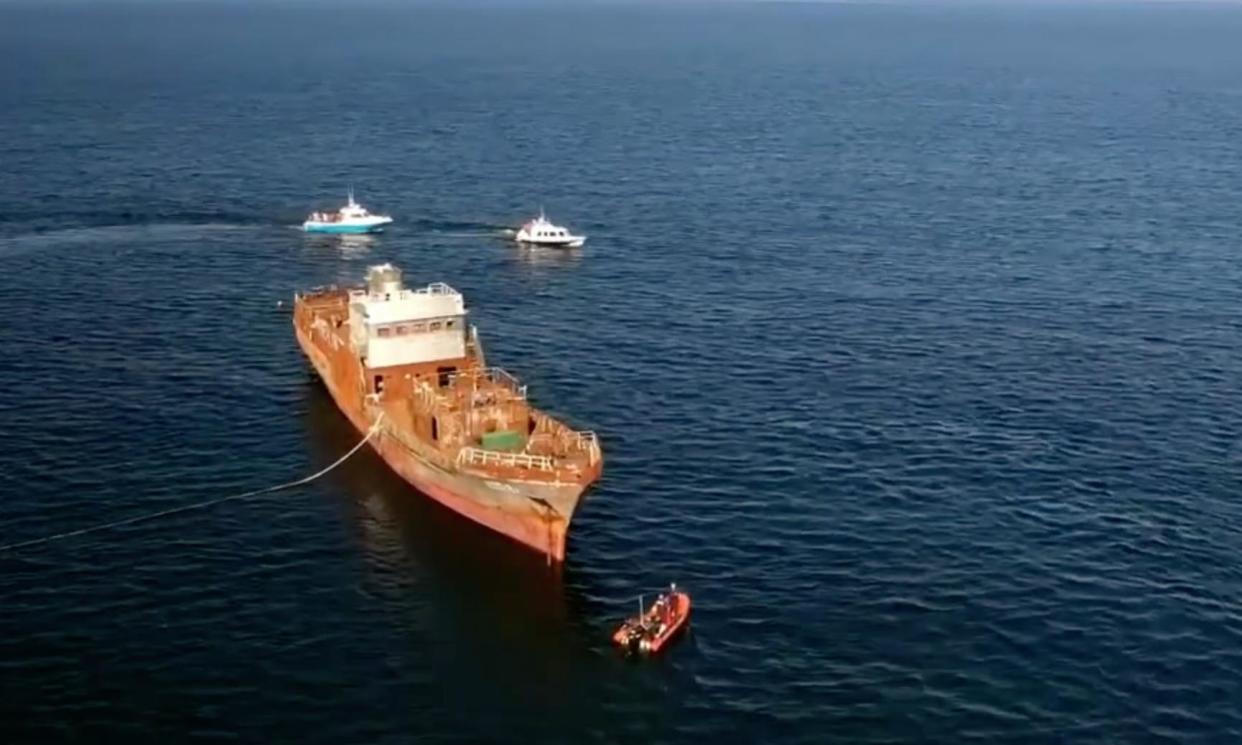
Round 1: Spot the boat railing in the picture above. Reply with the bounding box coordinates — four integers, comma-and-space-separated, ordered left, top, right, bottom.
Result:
298, 285, 346, 302
457, 447, 553, 472
448, 367, 527, 399
412, 282, 458, 296
412, 380, 438, 412
348, 283, 460, 302
572, 431, 601, 464
466, 325, 487, 368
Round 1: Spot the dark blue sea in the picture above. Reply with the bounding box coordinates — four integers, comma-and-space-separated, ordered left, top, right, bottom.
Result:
4, 2, 1242, 742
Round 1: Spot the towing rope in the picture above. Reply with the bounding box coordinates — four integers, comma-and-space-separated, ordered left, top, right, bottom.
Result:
0, 415, 384, 554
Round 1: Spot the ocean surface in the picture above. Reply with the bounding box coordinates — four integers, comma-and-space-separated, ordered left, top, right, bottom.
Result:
3, 2, 1242, 742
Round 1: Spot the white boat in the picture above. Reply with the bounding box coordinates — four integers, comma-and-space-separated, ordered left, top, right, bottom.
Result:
514, 211, 585, 248
303, 191, 394, 234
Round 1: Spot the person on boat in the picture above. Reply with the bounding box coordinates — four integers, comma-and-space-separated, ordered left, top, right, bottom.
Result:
652, 596, 670, 635
641, 604, 658, 634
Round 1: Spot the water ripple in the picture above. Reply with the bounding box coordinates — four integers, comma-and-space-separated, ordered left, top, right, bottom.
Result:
5, 3, 1242, 744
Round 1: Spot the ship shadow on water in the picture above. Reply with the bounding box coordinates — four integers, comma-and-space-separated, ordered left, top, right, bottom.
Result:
298, 382, 610, 693
300, 379, 574, 599
297, 381, 632, 733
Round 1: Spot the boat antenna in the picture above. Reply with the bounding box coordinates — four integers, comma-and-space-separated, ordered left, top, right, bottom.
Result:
638, 594, 644, 615
348, 184, 355, 206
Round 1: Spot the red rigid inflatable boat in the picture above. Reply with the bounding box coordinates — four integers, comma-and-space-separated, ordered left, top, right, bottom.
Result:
612, 584, 691, 654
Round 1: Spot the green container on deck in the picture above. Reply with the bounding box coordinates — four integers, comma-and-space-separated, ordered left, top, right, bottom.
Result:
481, 430, 524, 452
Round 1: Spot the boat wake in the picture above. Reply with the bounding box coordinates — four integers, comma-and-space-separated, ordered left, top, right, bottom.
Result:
407, 218, 515, 238
0, 207, 273, 232
0, 221, 270, 259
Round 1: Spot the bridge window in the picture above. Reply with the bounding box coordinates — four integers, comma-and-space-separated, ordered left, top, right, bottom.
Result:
373, 375, 385, 394
377, 327, 390, 338
429, 321, 442, 331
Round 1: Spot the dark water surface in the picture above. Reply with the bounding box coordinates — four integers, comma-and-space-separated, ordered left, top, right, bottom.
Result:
4, 3, 1242, 743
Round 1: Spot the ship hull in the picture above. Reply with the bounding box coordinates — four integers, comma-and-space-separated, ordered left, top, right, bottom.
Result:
296, 326, 583, 562
515, 234, 585, 248
302, 221, 389, 234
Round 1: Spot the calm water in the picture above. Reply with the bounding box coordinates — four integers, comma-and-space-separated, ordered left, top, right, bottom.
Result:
3, 2, 1242, 742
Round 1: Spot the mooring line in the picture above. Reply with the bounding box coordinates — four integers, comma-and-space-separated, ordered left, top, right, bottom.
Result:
0, 415, 384, 554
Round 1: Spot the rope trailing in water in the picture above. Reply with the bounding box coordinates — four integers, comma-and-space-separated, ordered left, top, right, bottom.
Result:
0, 415, 384, 554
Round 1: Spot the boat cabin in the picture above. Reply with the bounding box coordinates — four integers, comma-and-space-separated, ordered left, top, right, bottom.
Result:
525, 219, 570, 240
338, 200, 371, 220
347, 264, 467, 372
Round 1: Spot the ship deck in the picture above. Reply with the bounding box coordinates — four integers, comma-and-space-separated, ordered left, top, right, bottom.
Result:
295, 287, 602, 487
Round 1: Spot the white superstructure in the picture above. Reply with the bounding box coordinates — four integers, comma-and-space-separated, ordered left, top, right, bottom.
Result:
348, 264, 467, 367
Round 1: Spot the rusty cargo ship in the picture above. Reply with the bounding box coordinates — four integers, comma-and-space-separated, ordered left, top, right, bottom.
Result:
293, 264, 602, 562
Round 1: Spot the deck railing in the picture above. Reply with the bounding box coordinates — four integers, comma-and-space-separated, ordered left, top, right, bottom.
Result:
457, 447, 553, 472
572, 431, 601, 465
448, 367, 527, 399
348, 282, 460, 302
414, 282, 458, 296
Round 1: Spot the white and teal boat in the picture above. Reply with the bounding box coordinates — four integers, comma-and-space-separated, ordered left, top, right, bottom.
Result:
302, 192, 393, 234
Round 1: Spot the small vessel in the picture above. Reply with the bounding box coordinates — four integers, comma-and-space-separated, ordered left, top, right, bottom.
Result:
515, 210, 585, 248
612, 584, 691, 654
303, 191, 393, 234
293, 264, 603, 562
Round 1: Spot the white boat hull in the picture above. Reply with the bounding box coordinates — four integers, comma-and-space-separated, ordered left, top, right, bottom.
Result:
515, 230, 585, 248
